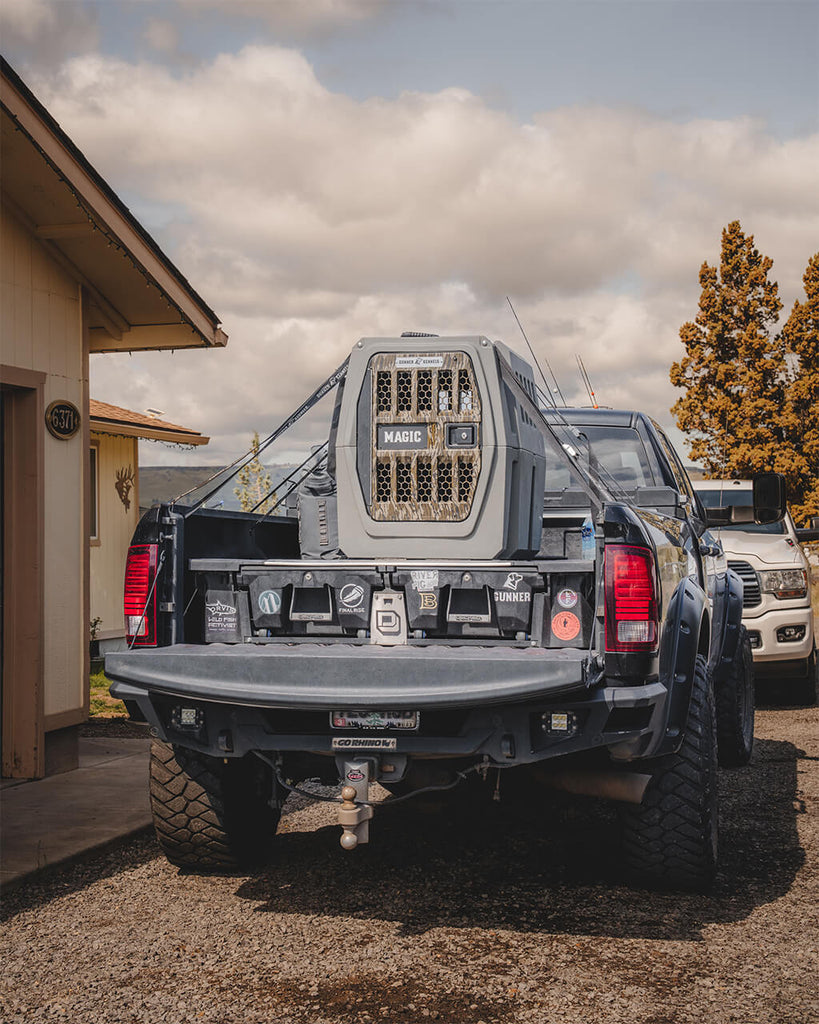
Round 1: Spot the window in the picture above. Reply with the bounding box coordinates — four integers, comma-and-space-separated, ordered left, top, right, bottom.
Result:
543, 426, 657, 492
89, 444, 99, 541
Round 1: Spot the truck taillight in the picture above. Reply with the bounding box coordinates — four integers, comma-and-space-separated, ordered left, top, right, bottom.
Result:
604, 545, 658, 653
124, 543, 158, 646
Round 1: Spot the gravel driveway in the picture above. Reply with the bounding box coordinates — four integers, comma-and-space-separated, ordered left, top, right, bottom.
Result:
2, 698, 817, 1024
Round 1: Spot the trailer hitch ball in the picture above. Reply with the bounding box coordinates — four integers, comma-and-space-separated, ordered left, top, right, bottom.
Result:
338, 783, 374, 850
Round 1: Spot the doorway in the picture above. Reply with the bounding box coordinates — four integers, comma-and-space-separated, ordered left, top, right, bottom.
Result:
1, 369, 45, 778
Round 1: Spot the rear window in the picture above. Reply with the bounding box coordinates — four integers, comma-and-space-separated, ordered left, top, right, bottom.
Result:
544, 426, 657, 491
696, 488, 786, 534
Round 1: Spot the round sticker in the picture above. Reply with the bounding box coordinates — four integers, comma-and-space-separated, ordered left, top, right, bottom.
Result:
552, 611, 581, 641
258, 589, 281, 615
340, 583, 365, 608
556, 588, 578, 609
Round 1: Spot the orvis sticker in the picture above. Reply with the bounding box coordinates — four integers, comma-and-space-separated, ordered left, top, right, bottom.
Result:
205, 591, 242, 641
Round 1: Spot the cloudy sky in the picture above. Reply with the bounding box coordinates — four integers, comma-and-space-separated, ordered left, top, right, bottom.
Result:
3, 0, 818, 468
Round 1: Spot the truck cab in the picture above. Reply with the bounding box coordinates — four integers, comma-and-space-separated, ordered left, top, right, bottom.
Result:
693, 479, 816, 703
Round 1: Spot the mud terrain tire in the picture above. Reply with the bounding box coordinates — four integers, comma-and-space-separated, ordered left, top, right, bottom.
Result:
150, 740, 280, 870
620, 654, 718, 892
716, 625, 755, 767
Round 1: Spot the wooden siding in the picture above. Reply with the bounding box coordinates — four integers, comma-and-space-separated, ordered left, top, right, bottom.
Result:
2, 205, 85, 722
90, 432, 139, 636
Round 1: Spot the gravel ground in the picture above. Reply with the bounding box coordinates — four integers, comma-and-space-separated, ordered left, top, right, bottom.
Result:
3, 695, 817, 1024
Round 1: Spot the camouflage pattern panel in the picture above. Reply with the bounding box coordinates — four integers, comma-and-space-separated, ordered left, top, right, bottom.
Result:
370, 352, 482, 522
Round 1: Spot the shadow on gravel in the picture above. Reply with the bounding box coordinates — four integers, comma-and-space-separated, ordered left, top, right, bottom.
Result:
236, 737, 806, 942
0, 830, 159, 921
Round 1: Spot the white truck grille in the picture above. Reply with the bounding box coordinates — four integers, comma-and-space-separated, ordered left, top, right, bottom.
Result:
727, 560, 762, 608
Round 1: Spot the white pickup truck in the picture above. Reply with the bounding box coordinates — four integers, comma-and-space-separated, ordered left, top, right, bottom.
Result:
693, 479, 817, 704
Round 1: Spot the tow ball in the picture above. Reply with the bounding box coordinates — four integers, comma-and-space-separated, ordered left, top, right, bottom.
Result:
338, 759, 374, 850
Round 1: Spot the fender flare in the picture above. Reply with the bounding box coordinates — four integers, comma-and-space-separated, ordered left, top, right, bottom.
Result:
710, 568, 745, 689
651, 577, 709, 757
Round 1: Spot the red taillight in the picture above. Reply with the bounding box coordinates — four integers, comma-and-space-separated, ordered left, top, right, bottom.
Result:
124, 543, 158, 646
604, 545, 658, 653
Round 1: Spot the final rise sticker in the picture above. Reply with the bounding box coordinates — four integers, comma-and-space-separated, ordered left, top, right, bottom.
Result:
551, 610, 581, 641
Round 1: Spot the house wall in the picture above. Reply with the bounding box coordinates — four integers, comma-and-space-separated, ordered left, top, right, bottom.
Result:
90, 431, 139, 639
1, 205, 87, 742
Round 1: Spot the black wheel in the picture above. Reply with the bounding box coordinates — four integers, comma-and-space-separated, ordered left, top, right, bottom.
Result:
620, 654, 718, 892
149, 740, 281, 870
716, 625, 755, 767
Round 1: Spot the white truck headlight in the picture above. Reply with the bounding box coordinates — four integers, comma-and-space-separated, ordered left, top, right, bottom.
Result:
758, 568, 808, 600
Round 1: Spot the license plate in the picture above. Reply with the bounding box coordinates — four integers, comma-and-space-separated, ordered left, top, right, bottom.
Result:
330, 710, 419, 731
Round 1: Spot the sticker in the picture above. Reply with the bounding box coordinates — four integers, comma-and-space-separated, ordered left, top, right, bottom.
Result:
504, 572, 524, 591
332, 738, 398, 750
340, 583, 365, 608
377, 424, 429, 450
552, 611, 581, 641
395, 355, 444, 368
258, 589, 282, 615
418, 592, 438, 610
346, 769, 365, 782
557, 588, 578, 609
205, 598, 238, 633
411, 570, 439, 591
494, 591, 531, 603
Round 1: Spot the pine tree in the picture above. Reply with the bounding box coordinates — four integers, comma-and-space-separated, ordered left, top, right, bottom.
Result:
670, 221, 787, 477
780, 252, 819, 525
234, 432, 275, 514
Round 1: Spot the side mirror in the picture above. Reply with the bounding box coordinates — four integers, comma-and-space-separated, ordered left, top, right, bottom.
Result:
796, 528, 819, 542
752, 472, 787, 524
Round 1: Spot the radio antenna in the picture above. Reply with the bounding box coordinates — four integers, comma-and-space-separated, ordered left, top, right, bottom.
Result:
576, 354, 599, 409
506, 297, 566, 407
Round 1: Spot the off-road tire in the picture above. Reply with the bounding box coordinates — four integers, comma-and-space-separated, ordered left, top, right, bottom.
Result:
716, 625, 755, 767
150, 740, 280, 870
620, 654, 718, 892
793, 649, 817, 707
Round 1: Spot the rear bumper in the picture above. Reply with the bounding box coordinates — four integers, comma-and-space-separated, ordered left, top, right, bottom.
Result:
107, 643, 669, 765
106, 642, 591, 710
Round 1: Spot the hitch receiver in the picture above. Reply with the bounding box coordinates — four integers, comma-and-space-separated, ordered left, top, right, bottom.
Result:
338, 759, 374, 850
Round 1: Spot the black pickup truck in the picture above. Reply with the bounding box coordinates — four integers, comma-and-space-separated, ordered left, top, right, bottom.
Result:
106, 335, 786, 890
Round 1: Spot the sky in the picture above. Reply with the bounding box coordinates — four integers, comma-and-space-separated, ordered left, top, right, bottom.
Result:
2, 0, 818, 469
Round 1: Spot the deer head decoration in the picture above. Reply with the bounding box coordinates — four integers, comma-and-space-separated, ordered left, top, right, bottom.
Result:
115, 465, 136, 510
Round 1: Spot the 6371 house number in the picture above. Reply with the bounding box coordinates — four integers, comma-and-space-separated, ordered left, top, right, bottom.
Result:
45, 400, 81, 439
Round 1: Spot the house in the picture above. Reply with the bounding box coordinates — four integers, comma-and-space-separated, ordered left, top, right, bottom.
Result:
89, 400, 208, 654
1, 58, 226, 778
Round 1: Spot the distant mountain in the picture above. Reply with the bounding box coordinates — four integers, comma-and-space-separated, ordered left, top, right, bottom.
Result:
139, 465, 299, 512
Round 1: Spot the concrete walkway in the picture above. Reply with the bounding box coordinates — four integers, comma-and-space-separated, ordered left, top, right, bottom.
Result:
1, 736, 152, 889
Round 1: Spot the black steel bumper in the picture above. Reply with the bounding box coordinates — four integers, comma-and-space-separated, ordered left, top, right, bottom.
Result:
108, 643, 670, 765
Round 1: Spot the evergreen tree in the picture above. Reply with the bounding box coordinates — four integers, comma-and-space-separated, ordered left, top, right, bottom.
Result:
234, 432, 275, 514
670, 221, 787, 478
781, 252, 819, 524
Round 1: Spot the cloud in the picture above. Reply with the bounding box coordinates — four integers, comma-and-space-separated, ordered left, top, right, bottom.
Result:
0, 0, 99, 65
176, 0, 386, 36
144, 18, 179, 55
27, 45, 816, 466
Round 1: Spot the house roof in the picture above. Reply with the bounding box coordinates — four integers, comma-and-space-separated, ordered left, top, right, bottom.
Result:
90, 399, 209, 446
0, 58, 227, 353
